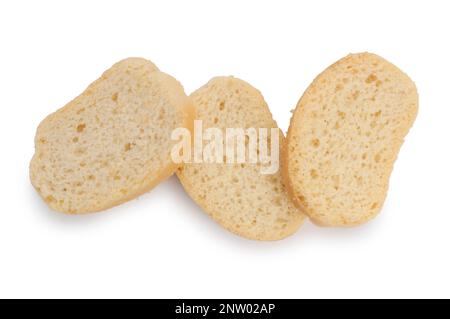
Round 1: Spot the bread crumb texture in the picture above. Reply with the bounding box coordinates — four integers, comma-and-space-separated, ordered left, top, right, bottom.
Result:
285, 53, 418, 226
30, 58, 193, 214
177, 77, 305, 240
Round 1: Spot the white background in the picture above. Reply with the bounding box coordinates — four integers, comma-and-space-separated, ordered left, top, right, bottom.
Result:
0, 0, 449, 298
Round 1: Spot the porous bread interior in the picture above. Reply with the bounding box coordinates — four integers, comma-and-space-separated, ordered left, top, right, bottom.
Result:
284, 53, 418, 226
177, 76, 304, 240
30, 58, 193, 214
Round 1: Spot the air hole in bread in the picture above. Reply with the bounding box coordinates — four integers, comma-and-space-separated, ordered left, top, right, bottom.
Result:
76, 123, 86, 133
311, 138, 320, 147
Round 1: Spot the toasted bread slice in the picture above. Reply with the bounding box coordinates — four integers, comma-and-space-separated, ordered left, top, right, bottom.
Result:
284, 53, 418, 226
177, 77, 305, 240
30, 58, 194, 214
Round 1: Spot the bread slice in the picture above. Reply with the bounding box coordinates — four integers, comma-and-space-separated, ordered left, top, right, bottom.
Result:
30, 58, 194, 214
176, 77, 305, 240
284, 53, 418, 226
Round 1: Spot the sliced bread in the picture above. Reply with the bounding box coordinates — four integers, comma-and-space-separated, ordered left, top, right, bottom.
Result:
30, 58, 194, 214
284, 53, 418, 226
176, 77, 305, 240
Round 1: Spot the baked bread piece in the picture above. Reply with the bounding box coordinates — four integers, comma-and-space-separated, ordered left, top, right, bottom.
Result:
284, 53, 418, 226
177, 77, 305, 240
30, 58, 194, 214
